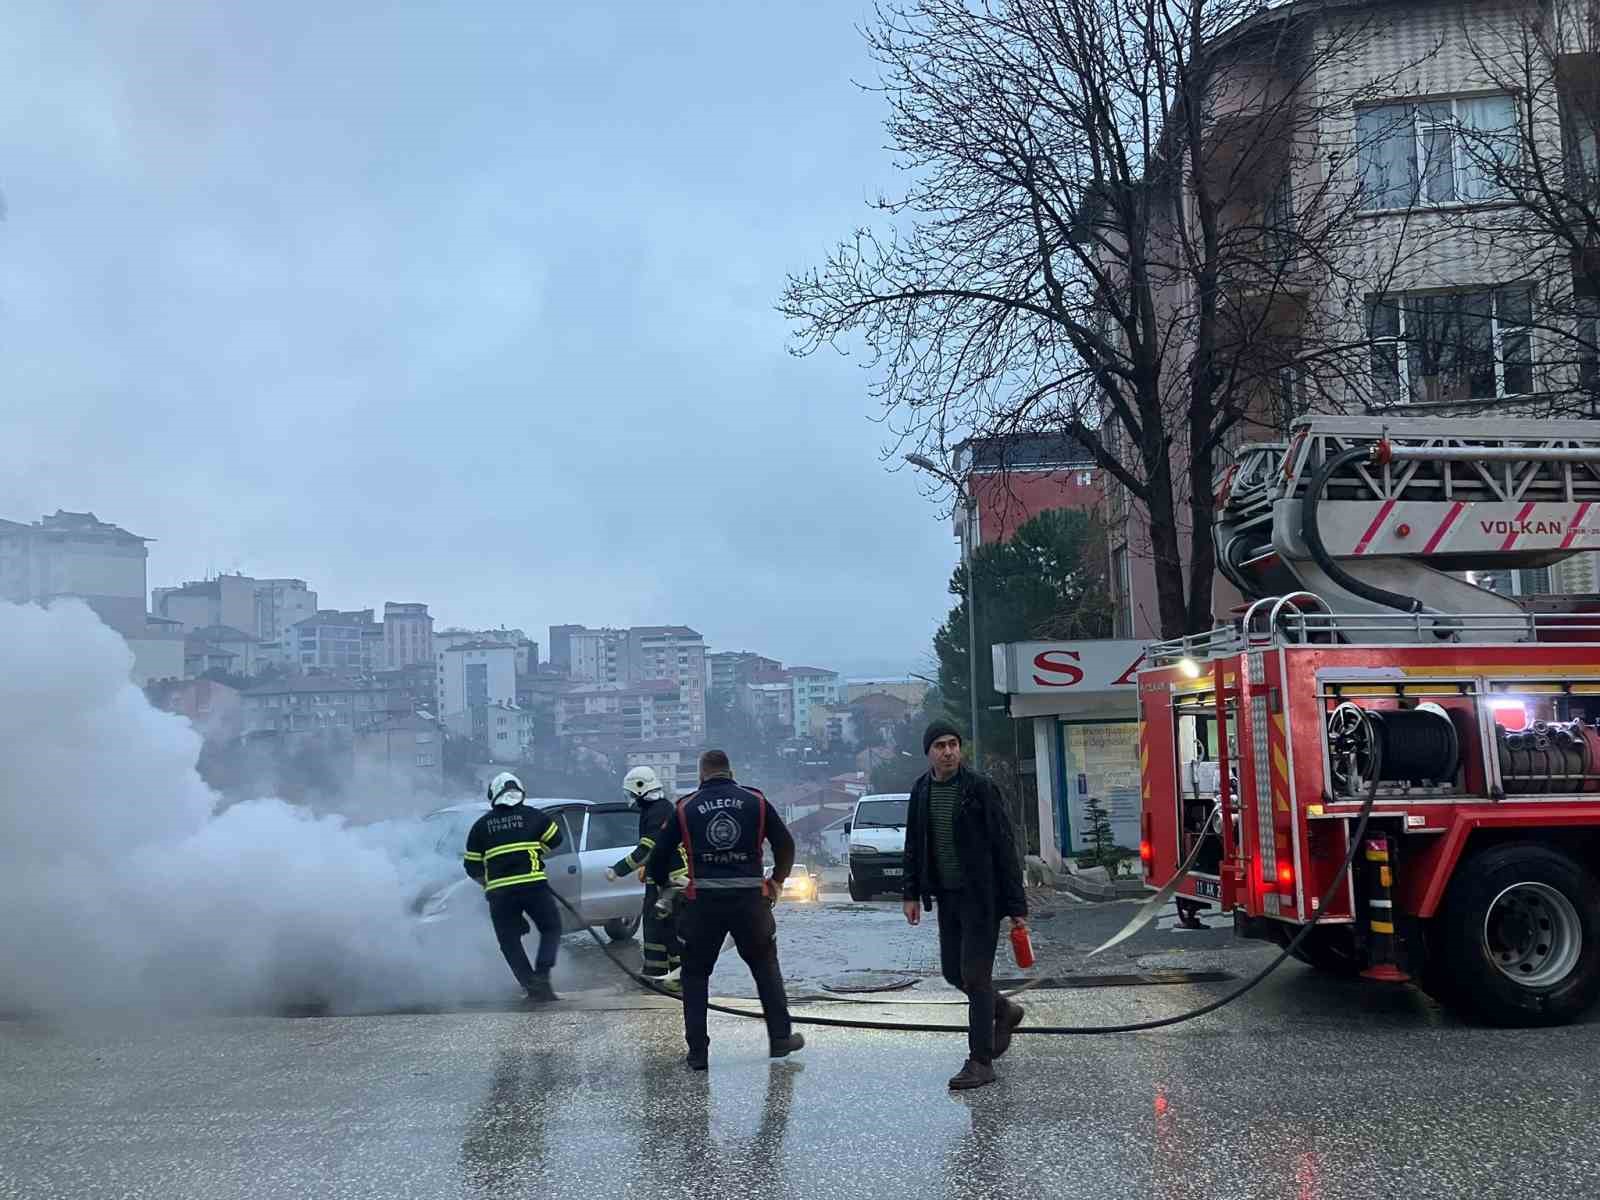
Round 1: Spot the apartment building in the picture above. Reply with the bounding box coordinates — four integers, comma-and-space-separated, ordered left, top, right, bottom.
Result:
625, 741, 698, 795
240, 676, 393, 738
153, 574, 316, 642
2, 510, 150, 633
437, 628, 536, 673
481, 700, 535, 763
628, 626, 707, 737
556, 680, 695, 745
1091, 0, 1600, 634
742, 676, 796, 737
291, 610, 380, 672
0, 509, 189, 682
707, 650, 783, 693
788, 667, 841, 741
565, 626, 628, 684
354, 714, 445, 794
951, 434, 1104, 552
437, 640, 518, 723
550, 623, 709, 735
383, 602, 434, 670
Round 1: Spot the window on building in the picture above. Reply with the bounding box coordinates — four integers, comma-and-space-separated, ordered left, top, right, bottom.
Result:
1270, 364, 1306, 434
1563, 83, 1599, 193
1367, 287, 1534, 405
1476, 567, 1555, 597
415, 732, 433, 744
415, 754, 436, 767
1357, 95, 1518, 210
1263, 170, 1295, 265
496, 732, 508, 740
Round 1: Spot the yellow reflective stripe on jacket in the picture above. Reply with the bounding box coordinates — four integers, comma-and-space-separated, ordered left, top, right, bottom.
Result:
481, 840, 552, 889
620, 835, 656, 872
462, 851, 484, 863
485, 841, 546, 859
484, 870, 548, 890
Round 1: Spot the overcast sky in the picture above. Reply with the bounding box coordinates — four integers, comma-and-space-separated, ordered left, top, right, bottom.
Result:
0, 2, 960, 677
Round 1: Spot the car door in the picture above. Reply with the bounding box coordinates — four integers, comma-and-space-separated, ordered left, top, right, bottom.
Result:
539, 808, 583, 930
579, 805, 647, 924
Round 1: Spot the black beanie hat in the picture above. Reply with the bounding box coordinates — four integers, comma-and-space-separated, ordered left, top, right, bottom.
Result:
923, 720, 963, 755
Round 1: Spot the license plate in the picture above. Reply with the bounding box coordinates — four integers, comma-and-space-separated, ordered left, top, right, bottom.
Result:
882, 868, 902, 876
1193, 879, 1220, 899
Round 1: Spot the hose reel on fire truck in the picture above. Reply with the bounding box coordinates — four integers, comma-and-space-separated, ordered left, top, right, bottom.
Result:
1497, 719, 1600, 794
1327, 701, 1459, 796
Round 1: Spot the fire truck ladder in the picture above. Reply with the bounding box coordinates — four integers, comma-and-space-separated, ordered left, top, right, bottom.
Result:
1214, 416, 1600, 644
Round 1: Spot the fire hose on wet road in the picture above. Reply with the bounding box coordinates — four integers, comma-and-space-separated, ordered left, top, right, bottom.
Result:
550, 721, 1384, 1037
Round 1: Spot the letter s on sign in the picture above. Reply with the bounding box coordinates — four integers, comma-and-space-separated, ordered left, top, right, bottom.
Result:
1032, 650, 1084, 687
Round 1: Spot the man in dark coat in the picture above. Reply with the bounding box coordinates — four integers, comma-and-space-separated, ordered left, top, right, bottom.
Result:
902, 721, 1028, 1090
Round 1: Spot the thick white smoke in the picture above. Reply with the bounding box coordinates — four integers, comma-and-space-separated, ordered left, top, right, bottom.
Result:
0, 600, 514, 1017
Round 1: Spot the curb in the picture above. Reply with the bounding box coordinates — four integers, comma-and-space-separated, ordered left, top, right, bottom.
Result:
1055, 877, 1149, 903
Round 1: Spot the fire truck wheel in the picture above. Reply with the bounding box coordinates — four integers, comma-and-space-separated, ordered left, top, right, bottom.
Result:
1438, 843, 1600, 1027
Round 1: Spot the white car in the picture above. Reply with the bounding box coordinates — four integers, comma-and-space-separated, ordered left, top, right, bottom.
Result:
845, 792, 910, 901
412, 798, 648, 941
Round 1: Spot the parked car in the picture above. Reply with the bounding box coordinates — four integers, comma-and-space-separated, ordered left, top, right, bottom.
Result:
845, 792, 910, 901
412, 798, 646, 941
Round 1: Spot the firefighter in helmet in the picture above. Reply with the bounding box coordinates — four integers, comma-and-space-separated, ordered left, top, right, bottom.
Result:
607, 766, 688, 989
463, 772, 565, 1003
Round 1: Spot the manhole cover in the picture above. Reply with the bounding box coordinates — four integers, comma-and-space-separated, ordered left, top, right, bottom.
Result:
820, 972, 919, 994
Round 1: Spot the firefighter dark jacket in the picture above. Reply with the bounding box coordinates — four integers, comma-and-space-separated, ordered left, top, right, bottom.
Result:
463, 804, 564, 892
645, 777, 794, 897
612, 795, 689, 883
902, 767, 1028, 919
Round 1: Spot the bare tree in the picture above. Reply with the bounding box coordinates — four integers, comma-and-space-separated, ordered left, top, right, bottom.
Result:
783, 0, 1427, 637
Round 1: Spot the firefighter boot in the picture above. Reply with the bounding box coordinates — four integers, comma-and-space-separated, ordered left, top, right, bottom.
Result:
525, 971, 558, 1004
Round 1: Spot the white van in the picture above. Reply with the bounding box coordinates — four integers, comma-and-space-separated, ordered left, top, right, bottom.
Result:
845, 792, 910, 901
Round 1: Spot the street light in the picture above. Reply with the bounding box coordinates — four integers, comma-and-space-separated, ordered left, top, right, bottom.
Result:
905, 451, 983, 771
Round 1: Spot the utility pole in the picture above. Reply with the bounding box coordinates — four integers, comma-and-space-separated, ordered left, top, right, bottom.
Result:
905, 453, 982, 772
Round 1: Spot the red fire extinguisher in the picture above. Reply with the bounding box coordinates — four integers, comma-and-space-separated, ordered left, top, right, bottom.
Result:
1010, 922, 1035, 969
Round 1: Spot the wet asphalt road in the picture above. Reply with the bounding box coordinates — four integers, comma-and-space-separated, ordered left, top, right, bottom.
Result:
5, 883, 1600, 1199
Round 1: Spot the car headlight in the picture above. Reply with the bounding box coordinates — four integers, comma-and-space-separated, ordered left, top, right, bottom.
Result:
849, 842, 876, 854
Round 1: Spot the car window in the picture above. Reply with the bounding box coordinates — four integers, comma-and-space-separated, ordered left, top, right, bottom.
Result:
427, 809, 480, 856
854, 799, 909, 828
543, 811, 579, 859
584, 808, 639, 852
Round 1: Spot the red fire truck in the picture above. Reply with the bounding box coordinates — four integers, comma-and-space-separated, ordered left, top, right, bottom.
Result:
1140, 417, 1600, 1025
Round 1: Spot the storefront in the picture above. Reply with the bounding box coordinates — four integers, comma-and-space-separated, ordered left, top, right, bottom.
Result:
990, 639, 1146, 869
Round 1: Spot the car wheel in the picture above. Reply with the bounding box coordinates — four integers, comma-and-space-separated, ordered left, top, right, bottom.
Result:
604, 914, 641, 943
848, 877, 869, 902
1436, 842, 1600, 1026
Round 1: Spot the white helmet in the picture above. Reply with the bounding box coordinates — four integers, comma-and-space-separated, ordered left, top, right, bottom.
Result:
622, 766, 664, 801
487, 772, 525, 806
